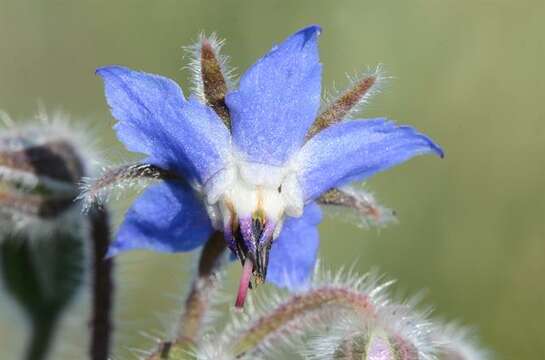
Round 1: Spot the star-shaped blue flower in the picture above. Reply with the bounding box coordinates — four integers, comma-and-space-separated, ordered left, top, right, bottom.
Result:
95, 25, 442, 300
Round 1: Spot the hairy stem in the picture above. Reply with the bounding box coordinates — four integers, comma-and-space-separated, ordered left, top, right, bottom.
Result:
88, 208, 114, 360
81, 163, 177, 205
177, 232, 226, 343
147, 232, 227, 359
232, 286, 377, 357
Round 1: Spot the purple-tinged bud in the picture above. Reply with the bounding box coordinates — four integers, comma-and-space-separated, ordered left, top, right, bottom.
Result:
367, 332, 397, 360
331, 330, 419, 360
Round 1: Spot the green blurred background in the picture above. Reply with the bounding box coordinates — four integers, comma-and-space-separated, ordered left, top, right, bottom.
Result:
0, 0, 544, 358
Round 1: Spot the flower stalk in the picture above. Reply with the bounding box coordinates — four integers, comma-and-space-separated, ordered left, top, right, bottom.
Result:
146, 232, 227, 360
177, 232, 226, 343
88, 207, 114, 360
24, 315, 58, 360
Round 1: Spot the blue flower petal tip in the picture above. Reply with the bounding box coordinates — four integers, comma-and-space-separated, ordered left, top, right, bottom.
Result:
433, 141, 445, 159
432, 142, 444, 159
408, 125, 444, 158
420, 131, 444, 159
296, 24, 322, 41
95, 65, 124, 77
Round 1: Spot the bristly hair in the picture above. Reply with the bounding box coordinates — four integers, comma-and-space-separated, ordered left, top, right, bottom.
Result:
0, 108, 101, 192
306, 65, 390, 140
184, 32, 236, 102
0, 109, 100, 241
136, 264, 488, 360
203, 267, 395, 359
321, 64, 390, 119
78, 163, 177, 211
300, 270, 437, 360
434, 321, 491, 360
319, 184, 398, 229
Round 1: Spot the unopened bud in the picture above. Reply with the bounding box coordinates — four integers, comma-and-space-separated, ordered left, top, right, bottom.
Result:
0, 113, 97, 360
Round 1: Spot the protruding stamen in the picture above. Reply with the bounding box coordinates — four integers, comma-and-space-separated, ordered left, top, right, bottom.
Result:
235, 258, 254, 309
306, 72, 380, 140
255, 220, 275, 284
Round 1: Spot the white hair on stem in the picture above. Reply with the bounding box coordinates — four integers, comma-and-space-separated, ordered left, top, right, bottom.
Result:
78, 162, 174, 211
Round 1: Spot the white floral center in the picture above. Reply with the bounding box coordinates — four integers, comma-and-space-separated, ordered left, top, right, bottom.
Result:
202, 158, 304, 236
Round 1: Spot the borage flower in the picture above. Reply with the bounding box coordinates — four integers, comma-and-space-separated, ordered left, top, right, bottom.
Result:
89, 25, 443, 307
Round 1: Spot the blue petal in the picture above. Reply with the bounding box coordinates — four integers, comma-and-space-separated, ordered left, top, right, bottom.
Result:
225, 26, 322, 165
108, 181, 213, 256
295, 119, 444, 201
97, 65, 231, 185
267, 202, 322, 289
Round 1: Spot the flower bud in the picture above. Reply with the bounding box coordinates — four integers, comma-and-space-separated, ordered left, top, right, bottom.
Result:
0, 113, 97, 359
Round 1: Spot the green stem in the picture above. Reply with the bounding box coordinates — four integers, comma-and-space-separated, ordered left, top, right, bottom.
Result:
24, 316, 58, 360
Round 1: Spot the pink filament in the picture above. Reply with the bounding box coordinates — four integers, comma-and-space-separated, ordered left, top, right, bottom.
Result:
235, 258, 253, 309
